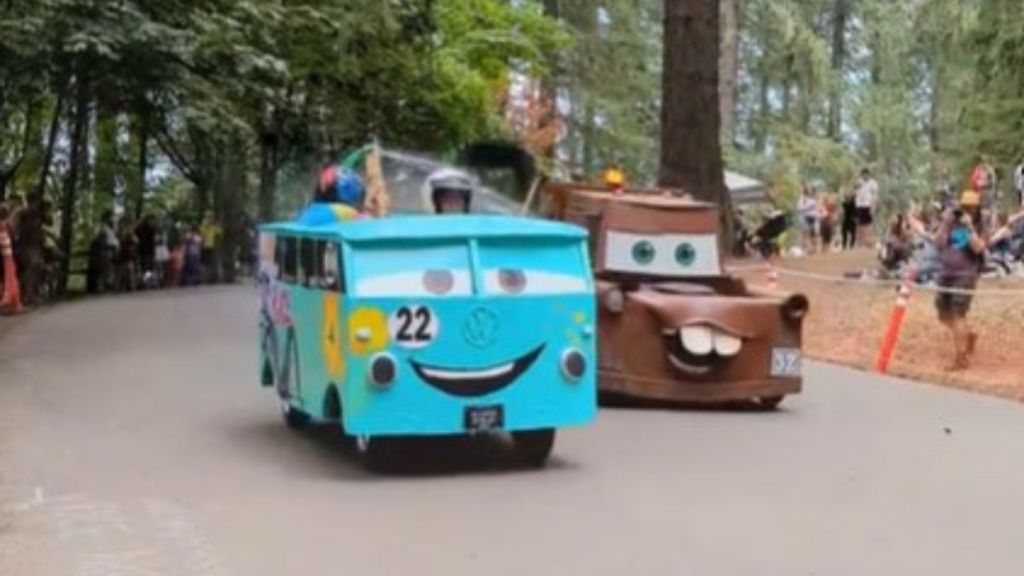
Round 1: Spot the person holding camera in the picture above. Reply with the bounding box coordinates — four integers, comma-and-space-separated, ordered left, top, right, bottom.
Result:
910, 191, 1024, 371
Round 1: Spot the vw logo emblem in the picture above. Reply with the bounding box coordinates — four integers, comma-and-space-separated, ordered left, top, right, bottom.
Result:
463, 308, 499, 348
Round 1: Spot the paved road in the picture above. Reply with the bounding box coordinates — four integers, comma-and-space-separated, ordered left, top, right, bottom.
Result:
2, 287, 1024, 576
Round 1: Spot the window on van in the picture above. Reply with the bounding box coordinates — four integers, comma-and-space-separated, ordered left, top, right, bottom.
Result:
317, 240, 342, 292
477, 238, 588, 295
299, 238, 317, 287
259, 232, 278, 280
280, 236, 297, 283
349, 242, 472, 297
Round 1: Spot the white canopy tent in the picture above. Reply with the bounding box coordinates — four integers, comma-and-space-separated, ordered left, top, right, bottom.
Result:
725, 170, 768, 204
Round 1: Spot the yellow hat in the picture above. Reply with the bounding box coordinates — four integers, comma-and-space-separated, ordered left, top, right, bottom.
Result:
959, 190, 981, 207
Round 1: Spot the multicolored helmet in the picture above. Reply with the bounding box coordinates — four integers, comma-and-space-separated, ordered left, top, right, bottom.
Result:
318, 165, 365, 207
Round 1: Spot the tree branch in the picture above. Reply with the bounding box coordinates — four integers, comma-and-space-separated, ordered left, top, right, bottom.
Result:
153, 122, 200, 184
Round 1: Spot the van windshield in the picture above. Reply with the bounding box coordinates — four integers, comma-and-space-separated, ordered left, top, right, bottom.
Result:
476, 239, 588, 296
350, 242, 472, 297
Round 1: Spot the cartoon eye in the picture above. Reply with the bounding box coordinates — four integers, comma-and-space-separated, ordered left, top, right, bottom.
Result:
631, 240, 655, 264
423, 270, 454, 295
675, 242, 696, 267
497, 268, 527, 294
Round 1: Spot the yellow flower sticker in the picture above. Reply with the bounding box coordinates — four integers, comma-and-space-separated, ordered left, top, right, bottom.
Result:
322, 293, 345, 378
348, 307, 388, 356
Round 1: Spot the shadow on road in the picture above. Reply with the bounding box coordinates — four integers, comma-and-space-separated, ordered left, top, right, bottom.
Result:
599, 392, 791, 413
228, 417, 579, 480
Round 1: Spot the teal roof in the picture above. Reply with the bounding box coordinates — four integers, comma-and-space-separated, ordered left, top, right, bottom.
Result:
259, 214, 587, 242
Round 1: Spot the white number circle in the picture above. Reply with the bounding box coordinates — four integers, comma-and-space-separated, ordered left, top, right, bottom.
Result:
388, 305, 439, 349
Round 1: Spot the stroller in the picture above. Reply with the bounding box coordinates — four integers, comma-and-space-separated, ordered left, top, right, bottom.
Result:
984, 234, 1024, 277
746, 210, 790, 259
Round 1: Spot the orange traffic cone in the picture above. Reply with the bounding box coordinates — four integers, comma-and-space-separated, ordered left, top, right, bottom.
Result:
874, 270, 915, 374
0, 228, 22, 314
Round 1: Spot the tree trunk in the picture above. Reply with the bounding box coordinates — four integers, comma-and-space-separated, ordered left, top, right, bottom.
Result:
35, 90, 65, 204
659, 0, 732, 247
93, 99, 119, 223
929, 60, 942, 153
0, 100, 38, 201
755, 64, 769, 153
581, 99, 595, 177
220, 146, 246, 284
258, 131, 278, 222
780, 55, 794, 124
127, 110, 148, 220
58, 75, 90, 295
719, 0, 739, 147
827, 0, 848, 141
540, 0, 561, 162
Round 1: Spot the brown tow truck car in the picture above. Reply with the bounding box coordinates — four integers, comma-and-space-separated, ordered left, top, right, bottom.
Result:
543, 183, 808, 409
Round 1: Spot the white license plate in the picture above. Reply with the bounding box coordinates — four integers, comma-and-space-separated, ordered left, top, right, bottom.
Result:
771, 348, 802, 377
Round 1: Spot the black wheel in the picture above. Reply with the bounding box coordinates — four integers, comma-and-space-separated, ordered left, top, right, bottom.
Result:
276, 327, 299, 400
282, 401, 311, 429
261, 358, 274, 387
260, 320, 278, 387
512, 429, 555, 468
356, 436, 393, 473
323, 385, 351, 446
757, 395, 785, 411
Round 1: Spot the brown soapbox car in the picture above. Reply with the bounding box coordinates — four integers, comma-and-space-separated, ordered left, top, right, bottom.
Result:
542, 183, 807, 409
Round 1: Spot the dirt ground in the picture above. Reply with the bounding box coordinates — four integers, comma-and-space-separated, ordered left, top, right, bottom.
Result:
732, 249, 1024, 402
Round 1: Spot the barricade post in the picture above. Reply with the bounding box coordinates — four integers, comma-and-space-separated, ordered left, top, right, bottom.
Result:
0, 228, 22, 314
874, 268, 915, 374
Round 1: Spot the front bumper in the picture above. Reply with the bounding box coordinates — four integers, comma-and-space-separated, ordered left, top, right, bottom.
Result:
598, 369, 801, 403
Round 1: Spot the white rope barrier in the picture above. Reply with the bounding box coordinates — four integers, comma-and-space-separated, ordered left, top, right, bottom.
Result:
727, 264, 1024, 297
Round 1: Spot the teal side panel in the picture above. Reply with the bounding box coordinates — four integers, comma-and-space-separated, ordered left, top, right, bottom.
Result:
288, 286, 331, 419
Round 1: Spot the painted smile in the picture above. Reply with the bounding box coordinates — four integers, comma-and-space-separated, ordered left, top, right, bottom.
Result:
410, 345, 545, 397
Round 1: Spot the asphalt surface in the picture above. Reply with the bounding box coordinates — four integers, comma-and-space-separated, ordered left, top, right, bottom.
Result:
2, 286, 1024, 575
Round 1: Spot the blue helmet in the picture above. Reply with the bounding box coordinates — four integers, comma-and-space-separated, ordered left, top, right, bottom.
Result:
318, 165, 365, 207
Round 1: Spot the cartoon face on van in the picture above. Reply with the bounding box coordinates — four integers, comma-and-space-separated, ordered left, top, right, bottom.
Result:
349, 240, 589, 397
259, 215, 597, 439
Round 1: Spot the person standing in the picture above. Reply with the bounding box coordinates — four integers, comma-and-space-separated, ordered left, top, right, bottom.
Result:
907, 191, 1024, 371
183, 225, 204, 287
840, 190, 858, 250
909, 192, 983, 370
117, 218, 139, 292
167, 221, 184, 287
820, 193, 838, 252
970, 155, 998, 227
135, 214, 157, 288
87, 211, 119, 293
199, 211, 222, 284
796, 184, 820, 254
0, 203, 22, 313
854, 168, 879, 247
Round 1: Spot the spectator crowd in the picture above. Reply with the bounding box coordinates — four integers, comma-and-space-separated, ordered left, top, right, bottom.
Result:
0, 199, 256, 314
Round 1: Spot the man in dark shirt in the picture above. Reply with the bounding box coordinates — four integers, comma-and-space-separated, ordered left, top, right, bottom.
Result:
912, 191, 1024, 370
135, 214, 157, 283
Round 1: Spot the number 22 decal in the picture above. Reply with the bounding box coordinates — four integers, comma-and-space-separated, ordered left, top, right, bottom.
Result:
389, 305, 438, 348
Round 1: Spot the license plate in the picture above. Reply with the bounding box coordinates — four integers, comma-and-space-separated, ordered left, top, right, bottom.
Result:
464, 405, 504, 432
771, 348, 802, 377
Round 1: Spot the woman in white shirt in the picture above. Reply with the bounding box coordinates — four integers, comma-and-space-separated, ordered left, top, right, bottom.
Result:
797, 185, 820, 254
